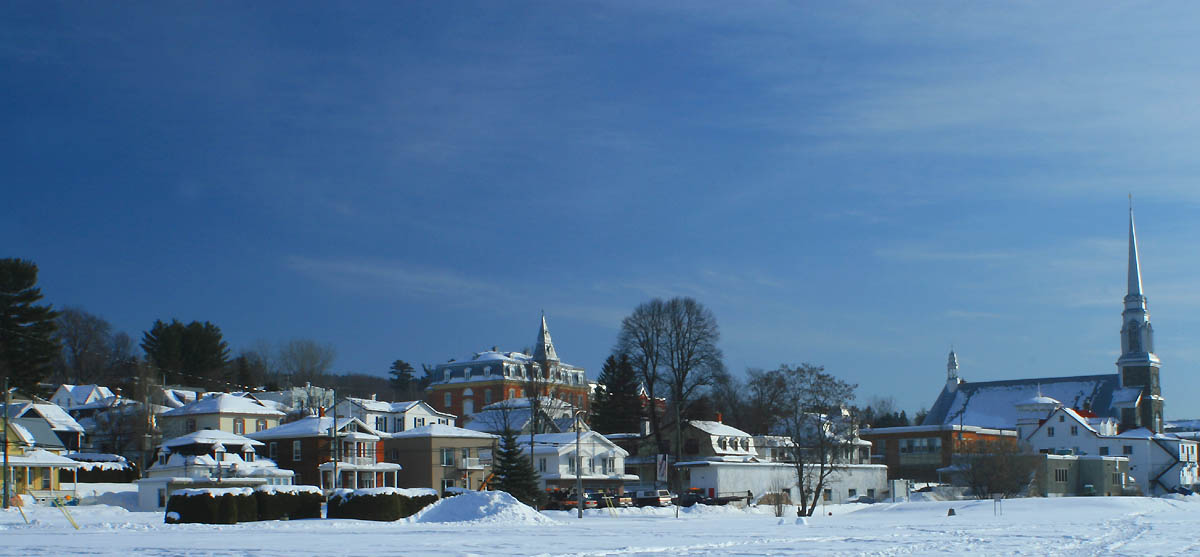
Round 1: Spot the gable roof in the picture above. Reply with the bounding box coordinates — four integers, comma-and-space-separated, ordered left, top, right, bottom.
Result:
161, 393, 285, 417
162, 429, 264, 450
923, 373, 1120, 430
248, 416, 379, 441
2, 402, 84, 433
689, 420, 752, 438
54, 384, 114, 407
11, 417, 65, 449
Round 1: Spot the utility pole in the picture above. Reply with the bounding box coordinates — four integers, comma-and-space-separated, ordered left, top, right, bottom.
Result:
576, 410, 584, 519
331, 389, 339, 491
3, 376, 9, 509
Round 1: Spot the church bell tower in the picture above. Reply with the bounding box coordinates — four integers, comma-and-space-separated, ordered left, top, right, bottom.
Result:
1117, 205, 1163, 433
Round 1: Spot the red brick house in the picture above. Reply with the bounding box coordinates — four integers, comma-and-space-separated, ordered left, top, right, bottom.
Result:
248, 415, 401, 490
427, 315, 590, 420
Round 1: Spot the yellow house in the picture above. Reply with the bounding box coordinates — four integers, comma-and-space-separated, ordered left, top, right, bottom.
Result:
3, 417, 79, 499
158, 393, 285, 439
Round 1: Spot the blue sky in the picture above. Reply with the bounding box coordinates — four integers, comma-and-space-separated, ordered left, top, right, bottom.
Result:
5, 2, 1200, 417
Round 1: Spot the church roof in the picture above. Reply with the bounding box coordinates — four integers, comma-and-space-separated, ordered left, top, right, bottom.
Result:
923, 373, 1120, 430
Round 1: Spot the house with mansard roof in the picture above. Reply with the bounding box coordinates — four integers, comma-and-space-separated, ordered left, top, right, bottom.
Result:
158, 393, 284, 439
427, 315, 591, 420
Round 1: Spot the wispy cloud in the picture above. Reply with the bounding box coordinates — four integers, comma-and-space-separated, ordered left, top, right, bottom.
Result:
285, 257, 500, 301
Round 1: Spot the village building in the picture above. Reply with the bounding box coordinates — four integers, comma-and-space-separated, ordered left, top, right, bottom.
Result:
158, 393, 284, 439
462, 397, 580, 435
247, 415, 401, 491
860, 422, 1018, 481
2, 417, 80, 500
2, 401, 86, 451
49, 384, 114, 410
136, 429, 294, 510
427, 315, 590, 419
384, 424, 497, 491
521, 431, 639, 493
335, 396, 455, 434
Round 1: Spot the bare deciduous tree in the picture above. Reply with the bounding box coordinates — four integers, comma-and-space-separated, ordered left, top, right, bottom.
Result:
55, 307, 122, 384
956, 439, 1037, 499
778, 363, 858, 517
277, 339, 336, 386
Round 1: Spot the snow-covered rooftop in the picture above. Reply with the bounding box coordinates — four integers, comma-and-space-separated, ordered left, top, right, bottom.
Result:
923, 374, 1120, 430
162, 429, 264, 450
247, 416, 368, 440
390, 424, 497, 440
689, 420, 752, 438
161, 393, 285, 417
2, 402, 84, 433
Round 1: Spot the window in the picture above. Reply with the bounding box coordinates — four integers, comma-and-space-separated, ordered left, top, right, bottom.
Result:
1047, 427, 1055, 438
1123, 445, 1133, 455
1099, 446, 1109, 456
444, 393, 452, 407
462, 448, 471, 462
256, 419, 268, 432
588, 457, 596, 472
376, 417, 387, 433
42, 471, 50, 489
509, 389, 516, 399
441, 479, 455, 491
1055, 469, 1068, 482
159, 452, 169, 465
233, 418, 245, 435
269, 442, 278, 459
568, 455, 577, 474
442, 448, 454, 466
416, 418, 425, 427
389, 448, 400, 461
395, 417, 404, 432
1070, 426, 1078, 436
293, 440, 302, 461
822, 489, 832, 502
244, 451, 255, 463
607, 457, 615, 474
1058, 415, 1065, 422
537, 458, 547, 473
867, 489, 875, 499
186, 419, 197, 433
484, 390, 493, 404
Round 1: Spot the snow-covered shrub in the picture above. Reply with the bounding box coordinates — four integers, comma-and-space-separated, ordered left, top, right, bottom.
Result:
327, 488, 439, 521
253, 485, 322, 520
164, 488, 254, 524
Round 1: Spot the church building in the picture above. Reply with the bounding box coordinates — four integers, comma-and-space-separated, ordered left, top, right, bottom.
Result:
921, 207, 1165, 434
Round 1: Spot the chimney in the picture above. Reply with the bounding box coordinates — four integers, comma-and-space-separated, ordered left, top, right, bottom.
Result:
492, 345, 498, 352
318, 407, 326, 417
370, 393, 376, 401
716, 412, 723, 424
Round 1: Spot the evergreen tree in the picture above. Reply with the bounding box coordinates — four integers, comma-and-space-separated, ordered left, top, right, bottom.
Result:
491, 426, 544, 508
590, 353, 642, 434
140, 319, 230, 387
389, 359, 416, 398
0, 258, 60, 393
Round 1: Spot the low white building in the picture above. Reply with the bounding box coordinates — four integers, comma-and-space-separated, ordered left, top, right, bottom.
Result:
676, 461, 888, 505
136, 429, 294, 510
335, 396, 456, 434
1023, 401, 1198, 495
521, 431, 639, 492
50, 384, 114, 410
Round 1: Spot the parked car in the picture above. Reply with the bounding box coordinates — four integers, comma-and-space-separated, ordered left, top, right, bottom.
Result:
675, 488, 716, 507
595, 492, 634, 508
545, 490, 599, 510
634, 489, 673, 507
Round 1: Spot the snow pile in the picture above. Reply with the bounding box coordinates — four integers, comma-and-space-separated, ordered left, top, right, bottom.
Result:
413, 491, 555, 525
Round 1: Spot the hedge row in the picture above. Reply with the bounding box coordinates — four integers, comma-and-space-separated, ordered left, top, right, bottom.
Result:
327, 488, 439, 521
165, 486, 323, 524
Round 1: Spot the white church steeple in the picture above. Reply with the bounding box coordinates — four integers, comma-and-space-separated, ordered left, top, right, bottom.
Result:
946, 349, 961, 391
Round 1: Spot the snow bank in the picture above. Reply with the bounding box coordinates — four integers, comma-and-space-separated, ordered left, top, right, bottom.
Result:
413, 491, 555, 525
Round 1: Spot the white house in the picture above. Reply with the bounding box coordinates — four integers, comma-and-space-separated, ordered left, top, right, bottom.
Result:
136, 429, 294, 510
335, 396, 456, 434
1023, 401, 1198, 495
521, 431, 639, 492
50, 384, 114, 410
158, 393, 285, 439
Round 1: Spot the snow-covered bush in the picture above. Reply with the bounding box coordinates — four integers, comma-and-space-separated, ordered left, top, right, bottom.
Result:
253, 485, 322, 520
164, 488, 255, 524
327, 488, 438, 521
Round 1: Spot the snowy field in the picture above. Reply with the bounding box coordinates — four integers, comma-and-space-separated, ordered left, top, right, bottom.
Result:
2, 486, 1199, 556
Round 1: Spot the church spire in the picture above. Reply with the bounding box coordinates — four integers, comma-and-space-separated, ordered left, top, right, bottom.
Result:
532, 313, 559, 362
1127, 204, 1144, 300
946, 348, 960, 391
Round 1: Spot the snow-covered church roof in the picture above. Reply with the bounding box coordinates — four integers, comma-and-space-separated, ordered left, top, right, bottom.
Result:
923, 373, 1120, 430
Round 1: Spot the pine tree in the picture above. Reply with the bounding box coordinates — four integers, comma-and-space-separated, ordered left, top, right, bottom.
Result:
0, 258, 60, 394
388, 359, 416, 398
491, 426, 544, 508
140, 319, 230, 387
590, 353, 642, 434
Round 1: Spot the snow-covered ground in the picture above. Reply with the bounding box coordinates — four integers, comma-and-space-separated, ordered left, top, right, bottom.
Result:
2, 485, 1198, 556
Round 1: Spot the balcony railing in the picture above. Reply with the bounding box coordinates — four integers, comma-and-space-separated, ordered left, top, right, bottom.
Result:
458, 457, 484, 470
337, 455, 377, 466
